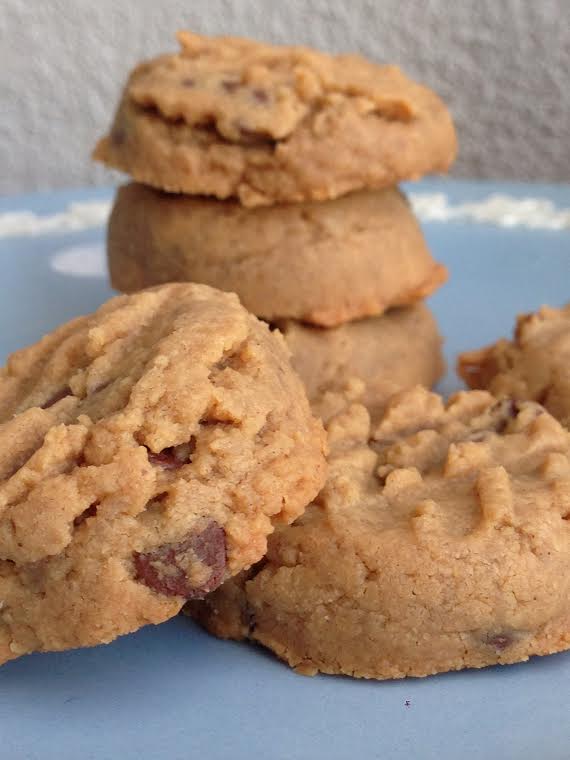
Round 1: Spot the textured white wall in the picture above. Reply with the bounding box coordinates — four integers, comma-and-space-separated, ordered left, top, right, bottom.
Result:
2, 0, 569, 194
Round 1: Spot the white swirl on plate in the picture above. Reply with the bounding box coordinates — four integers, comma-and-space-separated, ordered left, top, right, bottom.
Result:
409, 193, 570, 230
50, 244, 106, 278
1, 195, 569, 238
0, 201, 111, 238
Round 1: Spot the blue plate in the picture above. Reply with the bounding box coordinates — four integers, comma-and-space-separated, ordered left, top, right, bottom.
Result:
1, 180, 569, 760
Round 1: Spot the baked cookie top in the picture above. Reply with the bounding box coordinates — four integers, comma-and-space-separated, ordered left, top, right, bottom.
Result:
0, 283, 326, 664
190, 385, 570, 679
93, 31, 457, 206
459, 303, 570, 428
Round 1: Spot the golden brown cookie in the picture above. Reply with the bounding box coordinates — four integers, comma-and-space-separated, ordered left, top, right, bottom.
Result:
0, 283, 326, 665
93, 31, 457, 206
458, 304, 570, 427
277, 304, 445, 416
189, 387, 570, 679
107, 182, 447, 326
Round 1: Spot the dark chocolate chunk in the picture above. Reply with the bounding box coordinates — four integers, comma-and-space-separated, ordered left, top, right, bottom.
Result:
493, 399, 520, 433
237, 125, 276, 147
221, 79, 240, 93
252, 88, 269, 103
485, 632, 514, 651
73, 502, 99, 527
147, 439, 196, 469
133, 521, 226, 598
41, 386, 72, 409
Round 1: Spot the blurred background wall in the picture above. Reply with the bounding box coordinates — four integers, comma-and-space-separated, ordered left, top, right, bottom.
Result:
2, 0, 569, 194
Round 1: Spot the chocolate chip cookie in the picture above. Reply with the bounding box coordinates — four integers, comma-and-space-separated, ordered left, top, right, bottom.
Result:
93, 31, 457, 207
107, 182, 447, 326
459, 303, 570, 428
190, 387, 570, 679
0, 283, 326, 664
277, 303, 444, 416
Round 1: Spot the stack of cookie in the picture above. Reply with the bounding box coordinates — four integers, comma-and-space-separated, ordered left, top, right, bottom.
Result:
94, 31, 457, 415
4, 31, 570, 683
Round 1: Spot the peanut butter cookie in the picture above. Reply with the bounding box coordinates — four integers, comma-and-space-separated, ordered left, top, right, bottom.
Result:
94, 31, 456, 206
190, 387, 570, 679
0, 283, 326, 664
107, 182, 446, 326
459, 303, 570, 428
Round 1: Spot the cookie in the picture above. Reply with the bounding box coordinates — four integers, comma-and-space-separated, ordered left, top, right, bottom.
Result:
0, 283, 326, 664
93, 31, 457, 207
189, 386, 570, 679
277, 303, 445, 416
107, 182, 447, 326
459, 304, 570, 428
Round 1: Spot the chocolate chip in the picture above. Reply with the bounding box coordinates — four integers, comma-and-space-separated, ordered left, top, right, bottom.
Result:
145, 492, 168, 515
147, 450, 182, 469
485, 632, 514, 651
214, 352, 241, 372
147, 439, 196, 469
41, 386, 72, 409
493, 399, 520, 433
182, 78, 195, 87
221, 79, 240, 93
237, 125, 276, 147
252, 88, 269, 103
73, 502, 99, 527
133, 521, 226, 598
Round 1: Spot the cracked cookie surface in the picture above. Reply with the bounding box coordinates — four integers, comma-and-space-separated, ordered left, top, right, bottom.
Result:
108, 183, 446, 326
0, 283, 326, 664
459, 303, 570, 428
93, 31, 456, 206
189, 386, 570, 679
